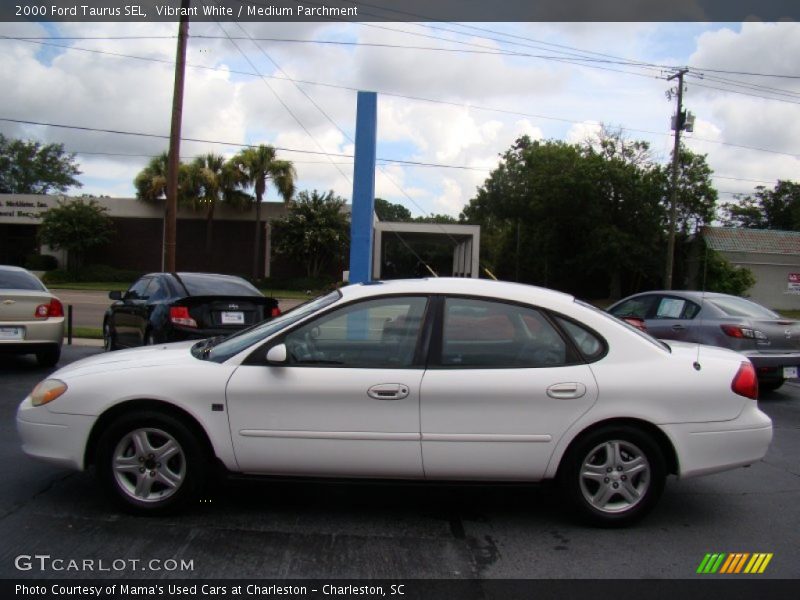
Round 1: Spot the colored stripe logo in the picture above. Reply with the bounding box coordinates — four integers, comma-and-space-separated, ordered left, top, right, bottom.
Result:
697, 553, 773, 574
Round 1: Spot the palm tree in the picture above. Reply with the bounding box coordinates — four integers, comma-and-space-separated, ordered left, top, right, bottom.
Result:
188, 153, 238, 268
231, 145, 296, 279
134, 153, 169, 202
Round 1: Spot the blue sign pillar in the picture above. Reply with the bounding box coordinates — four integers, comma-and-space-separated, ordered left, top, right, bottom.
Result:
348, 91, 378, 284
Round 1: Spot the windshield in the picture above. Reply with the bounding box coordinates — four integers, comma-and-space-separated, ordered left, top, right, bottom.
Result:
707, 296, 779, 319
203, 290, 342, 362
577, 299, 670, 352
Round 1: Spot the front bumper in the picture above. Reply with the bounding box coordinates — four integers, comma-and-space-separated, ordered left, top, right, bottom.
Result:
16, 397, 95, 471
661, 404, 773, 479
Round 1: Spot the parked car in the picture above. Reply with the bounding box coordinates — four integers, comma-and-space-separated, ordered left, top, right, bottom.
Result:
608, 290, 800, 391
19, 279, 772, 526
102, 272, 280, 350
0, 265, 64, 367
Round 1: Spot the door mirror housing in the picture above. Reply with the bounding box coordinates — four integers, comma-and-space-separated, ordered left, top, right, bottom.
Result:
266, 344, 288, 365
109, 290, 122, 300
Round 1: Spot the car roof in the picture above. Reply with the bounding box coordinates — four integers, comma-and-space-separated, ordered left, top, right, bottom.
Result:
0, 265, 31, 273
621, 290, 734, 301
339, 278, 576, 308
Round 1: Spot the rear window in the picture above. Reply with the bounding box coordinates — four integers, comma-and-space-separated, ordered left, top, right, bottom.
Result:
707, 297, 779, 319
178, 274, 261, 297
0, 269, 46, 291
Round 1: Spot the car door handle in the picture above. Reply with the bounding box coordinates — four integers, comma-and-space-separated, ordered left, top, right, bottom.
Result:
671, 324, 685, 331
546, 383, 587, 399
367, 384, 410, 400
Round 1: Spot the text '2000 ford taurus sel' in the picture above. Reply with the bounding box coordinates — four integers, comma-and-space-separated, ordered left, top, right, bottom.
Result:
17, 279, 772, 526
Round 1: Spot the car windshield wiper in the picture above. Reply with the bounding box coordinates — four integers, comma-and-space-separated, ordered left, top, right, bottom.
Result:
197, 335, 226, 359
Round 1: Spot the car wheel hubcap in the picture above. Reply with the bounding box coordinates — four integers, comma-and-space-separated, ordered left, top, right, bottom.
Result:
103, 324, 111, 350
112, 428, 185, 503
579, 440, 650, 514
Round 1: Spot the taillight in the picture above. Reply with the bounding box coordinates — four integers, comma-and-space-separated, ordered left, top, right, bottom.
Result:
731, 361, 759, 400
170, 306, 197, 328
34, 299, 64, 318
270, 306, 281, 318
720, 325, 767, 340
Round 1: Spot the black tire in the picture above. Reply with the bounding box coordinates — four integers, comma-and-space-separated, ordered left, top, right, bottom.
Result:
759, 379, 785, 393
144, 330, 156, 346
103, 320, 118, 352
36, 345, 61, 368
95, 411, 208, 515
558, 425, 666, 527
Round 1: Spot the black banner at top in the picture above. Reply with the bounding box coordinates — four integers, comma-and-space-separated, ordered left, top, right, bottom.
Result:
2, 0, 798, 23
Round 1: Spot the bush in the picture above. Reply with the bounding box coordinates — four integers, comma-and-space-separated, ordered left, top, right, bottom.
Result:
42, 264, 143, 285
24, 254, 59, 271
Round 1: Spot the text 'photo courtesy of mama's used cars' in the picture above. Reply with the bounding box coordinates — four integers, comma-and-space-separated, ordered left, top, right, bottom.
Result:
18, 279, 772, 526
608, 290, 800, 392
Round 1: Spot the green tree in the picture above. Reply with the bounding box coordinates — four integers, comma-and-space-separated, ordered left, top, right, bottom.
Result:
231, 145, 296, 279
721, 180, 800, 230
37, 198, 114, 273
0, 134, 82, 194
666, 146, 718, 236
462, 135, 666, 298
374, 198, 412, 222
272, 190, 349, 279
702, 249, 756, 296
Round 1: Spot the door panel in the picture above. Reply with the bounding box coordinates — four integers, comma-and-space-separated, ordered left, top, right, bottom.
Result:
226, 366, 424, 477
226, 295, 430, 477
420, 297, 599, 480
420, 366, 598, 480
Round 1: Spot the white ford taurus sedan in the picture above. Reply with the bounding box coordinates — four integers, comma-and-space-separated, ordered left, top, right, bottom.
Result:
17, 279, 773, 525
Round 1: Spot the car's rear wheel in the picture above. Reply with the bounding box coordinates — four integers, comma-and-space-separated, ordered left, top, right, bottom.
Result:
103, 321, 117, 351
35, 346, 61, 368
559, 425, 665, 527
96, 411, 207, 515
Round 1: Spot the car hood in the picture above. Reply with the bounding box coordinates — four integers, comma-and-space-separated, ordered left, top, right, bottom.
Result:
52, 341, 198, 379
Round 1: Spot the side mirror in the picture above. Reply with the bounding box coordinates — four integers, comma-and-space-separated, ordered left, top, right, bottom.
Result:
266, 344, 288, 365
109, 290, 122, 300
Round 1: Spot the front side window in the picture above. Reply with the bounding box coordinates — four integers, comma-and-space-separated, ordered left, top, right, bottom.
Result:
610, 295, 656, 319
284, 296, 428, 368
440, 297, 572, 368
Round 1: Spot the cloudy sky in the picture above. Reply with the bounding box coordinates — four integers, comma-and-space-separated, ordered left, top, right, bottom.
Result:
1, 15, 798, 218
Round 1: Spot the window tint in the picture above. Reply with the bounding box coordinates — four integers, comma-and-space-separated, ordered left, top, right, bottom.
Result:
284, 296, 428, 368
554, 317, 605, 361
179, 273, 260, 296
441, 298, 570, 368
125, 277, 152, 300
0, 269, 45, 291
610, 296, 656, 319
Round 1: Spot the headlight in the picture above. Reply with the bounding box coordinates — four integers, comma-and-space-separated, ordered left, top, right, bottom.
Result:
31, 379, 68, 407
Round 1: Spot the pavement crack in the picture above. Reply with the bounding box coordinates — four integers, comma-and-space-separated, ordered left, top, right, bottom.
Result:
0, 472, 74, 522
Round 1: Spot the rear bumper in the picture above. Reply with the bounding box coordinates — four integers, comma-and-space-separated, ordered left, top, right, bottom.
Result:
740, 352, 800, 381
0, 318, 63, 351
662, 404, 773, 478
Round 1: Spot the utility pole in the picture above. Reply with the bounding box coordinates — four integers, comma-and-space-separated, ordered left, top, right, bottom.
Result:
664, 68, 688, 290
164, 0, 190, 273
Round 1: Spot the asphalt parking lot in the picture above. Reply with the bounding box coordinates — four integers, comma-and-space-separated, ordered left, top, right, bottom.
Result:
0, 346, 798, 581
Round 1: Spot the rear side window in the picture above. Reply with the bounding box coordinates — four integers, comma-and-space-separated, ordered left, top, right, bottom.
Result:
179, 274, 260, 297
554, 316, 606, 362
654, 296, 700, 319
441, 298, 574, 368
0, 269, 45, 291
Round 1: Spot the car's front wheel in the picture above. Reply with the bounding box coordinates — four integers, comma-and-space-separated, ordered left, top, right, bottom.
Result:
103, 321, 117, 352
96, 411, 208, 515
559, 425, 666, 527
